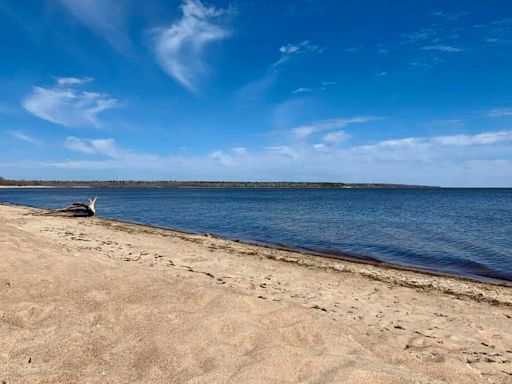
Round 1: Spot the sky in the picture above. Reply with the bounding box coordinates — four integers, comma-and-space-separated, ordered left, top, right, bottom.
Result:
0, 0, 511, 186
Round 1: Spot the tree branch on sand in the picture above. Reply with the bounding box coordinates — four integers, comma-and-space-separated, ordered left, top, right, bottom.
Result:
46, 197, 97, 217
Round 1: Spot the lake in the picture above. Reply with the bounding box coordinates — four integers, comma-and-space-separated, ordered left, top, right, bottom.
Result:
1, 187, 511, 282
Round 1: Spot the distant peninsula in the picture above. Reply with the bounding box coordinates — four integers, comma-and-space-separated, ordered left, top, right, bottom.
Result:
0, 177, 439, 189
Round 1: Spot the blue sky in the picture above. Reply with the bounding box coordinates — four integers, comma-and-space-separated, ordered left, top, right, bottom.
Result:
0, 0, 511, 186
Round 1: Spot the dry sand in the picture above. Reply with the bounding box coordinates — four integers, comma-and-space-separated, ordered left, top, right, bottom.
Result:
1, 203, 511, 384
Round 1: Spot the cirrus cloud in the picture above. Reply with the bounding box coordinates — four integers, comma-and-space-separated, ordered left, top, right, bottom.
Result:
421, 45, 464, 52
21, 78, 118, 128
151, 0, 232, 92
292, 116, 380, 140
7, 131, 42, 145
58, 0, 131, 53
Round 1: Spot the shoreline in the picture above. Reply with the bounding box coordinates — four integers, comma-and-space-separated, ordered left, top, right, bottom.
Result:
2, 201, 511, 301
2, 201, 510, 287
102, 215, 512, 287
1, 203, 511, 382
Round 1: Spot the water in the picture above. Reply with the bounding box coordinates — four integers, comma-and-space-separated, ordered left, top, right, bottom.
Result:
1, 188, 511, 282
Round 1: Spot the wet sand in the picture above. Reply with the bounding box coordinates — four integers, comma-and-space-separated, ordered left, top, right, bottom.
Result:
1, 203, 511, 383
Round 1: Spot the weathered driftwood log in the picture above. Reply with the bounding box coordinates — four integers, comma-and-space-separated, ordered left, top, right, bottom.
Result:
48, 197, 97, 217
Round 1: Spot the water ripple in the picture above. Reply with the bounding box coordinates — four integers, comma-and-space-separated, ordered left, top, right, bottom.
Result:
1, 187, 511, 282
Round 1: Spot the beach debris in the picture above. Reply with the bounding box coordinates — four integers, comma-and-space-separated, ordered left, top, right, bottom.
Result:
123, 252, 142, 262
45, 197, 97, 217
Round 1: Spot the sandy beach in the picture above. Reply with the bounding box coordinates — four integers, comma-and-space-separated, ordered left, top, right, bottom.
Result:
1, 203, 511, 383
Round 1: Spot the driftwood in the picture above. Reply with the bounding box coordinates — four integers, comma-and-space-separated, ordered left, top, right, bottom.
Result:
47, 197, 97, 217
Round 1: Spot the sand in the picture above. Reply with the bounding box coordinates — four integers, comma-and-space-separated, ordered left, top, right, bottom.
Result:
1, 203, 511, 384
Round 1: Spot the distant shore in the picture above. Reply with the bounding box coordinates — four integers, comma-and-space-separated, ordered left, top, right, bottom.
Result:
0, 178, 440, 189
1, 203, 511, 383
0, 185, 90, 189
0, 185, 56, 188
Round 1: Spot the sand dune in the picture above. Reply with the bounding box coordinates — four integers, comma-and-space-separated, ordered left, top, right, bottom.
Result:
0, 204, 511, 383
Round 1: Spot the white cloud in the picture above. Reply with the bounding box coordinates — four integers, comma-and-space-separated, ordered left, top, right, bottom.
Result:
4, 129, 512, 186
292, 81, 337, 94
292, 116, 379, 140
210, 150, 237, 166
58, 0, 130, 53
55, 77, 93, 86
487, 108, 512, 117
64, 136, 119, 157
152, 0, 231, 92
279, 40, 323, 55
292, 87, 313, 94
430, 11, 466, 21
357, 130, 512, 152
421, 45, 463, 52
272, 40, 324, 69
7, 131, 42, 145
21, 79, 118, 128
265, 146, 299, 159
434, 131, 512, 146
490, 17, 512, 26
239, 40, 324, 100
483, 37, 504, 45
425, 119, 464, 128
402, 28, 439, 44
344, 46, 361, 53
323, 130, 348, 144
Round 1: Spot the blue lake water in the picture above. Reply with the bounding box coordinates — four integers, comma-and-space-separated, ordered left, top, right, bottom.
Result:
1, 188, 511, 282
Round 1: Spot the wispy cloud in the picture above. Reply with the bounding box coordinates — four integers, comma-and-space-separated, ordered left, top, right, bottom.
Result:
359, 130, 512, 150
473, 17, 512, 46
421, 45, 463, 52
292, 87, 313, 94
424, 119, 464, 128
292, 81, 336, 94
265, 145, 299, 159
54, 76, 93, 86
7, 131, 42, 145
344, 46, 361, 53
58, 0, 130, 53
487, 108, 512, 117
491, 17, 512, 25
433, 131, 512, 146
401, 27, 439, 44
272, 40, 324, 69
292, 116, 380, 140
429, 11, 466, 21
65, 136, 119, 156
279, 40, 323, 55
5, 129, 512, 186
21, 78, 118, 128
151, 0, 232, 92
322, 130, 349, 144
239, 40, 324, 100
